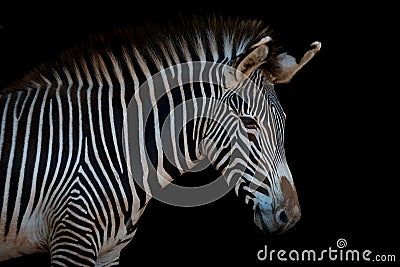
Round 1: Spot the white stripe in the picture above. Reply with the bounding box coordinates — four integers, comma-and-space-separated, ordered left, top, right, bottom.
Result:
223, 33, 233, 59
130, 47, 151, 198
194, 61, 207, 160
39, 72, 67, 214
78, 161, 111, 248
0, 90, 24, 234
121, 47, 144, 208
142, 49, 177, 182
159, 66, 184, 174
159, 44, 186, 173
15, 89, 30, 121
0, 94, 11, 161
243, 173, 272, 196
174, 60, 190, 172
85, 64, 121, 239
108, 52, 126, 173
34, 96, 54, 215
183, 62, 198, 169
180, 39, 191, 63
141, 53, 173, 187
46, 68, 86, 216
51, 254, 94, 267
99, 53, 124, 173
165, 39, 179, 78
76, 168, 104, 251
39, 72, 70, 213
21, 80, 50, 225
194, 34, 206, 61
97, 53, 128, 211
234, 178, 245, 196
207, 31, 219, 62
159, 40, 175, 77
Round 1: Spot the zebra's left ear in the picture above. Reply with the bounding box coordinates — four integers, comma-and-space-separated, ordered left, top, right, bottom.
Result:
271, 41, 321, 84
224, 36, 272, 88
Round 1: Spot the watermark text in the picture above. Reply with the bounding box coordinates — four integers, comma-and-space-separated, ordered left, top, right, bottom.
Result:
257, 238, 396, 262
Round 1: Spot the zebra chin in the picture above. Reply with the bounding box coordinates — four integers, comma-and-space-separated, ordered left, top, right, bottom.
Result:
254, 204, 301, 235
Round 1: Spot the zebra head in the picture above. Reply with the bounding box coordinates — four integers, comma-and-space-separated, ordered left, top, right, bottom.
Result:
202, 37, 321, 234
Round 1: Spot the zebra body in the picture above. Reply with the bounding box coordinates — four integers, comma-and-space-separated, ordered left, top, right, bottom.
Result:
0, 63, 139, 264
0, 17, 320, 266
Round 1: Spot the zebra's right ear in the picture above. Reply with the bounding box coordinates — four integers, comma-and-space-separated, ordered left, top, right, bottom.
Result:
223, 36, 272, 89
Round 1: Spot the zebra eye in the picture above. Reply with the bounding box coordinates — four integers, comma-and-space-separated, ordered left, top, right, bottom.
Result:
240, 116, 258, 129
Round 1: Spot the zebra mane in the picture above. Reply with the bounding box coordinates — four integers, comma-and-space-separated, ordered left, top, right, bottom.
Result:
2, 15, 279, 93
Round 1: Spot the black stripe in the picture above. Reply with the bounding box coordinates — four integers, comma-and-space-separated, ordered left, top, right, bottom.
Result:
5, 90, 34, 236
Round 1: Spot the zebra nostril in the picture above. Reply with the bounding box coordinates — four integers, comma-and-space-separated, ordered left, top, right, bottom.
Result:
279, 210, 289, 224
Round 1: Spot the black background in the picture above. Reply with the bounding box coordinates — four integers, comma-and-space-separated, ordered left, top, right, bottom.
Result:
0, 2, 398, 266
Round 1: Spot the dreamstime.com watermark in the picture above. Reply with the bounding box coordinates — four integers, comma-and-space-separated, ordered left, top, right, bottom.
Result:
257, 238, 397, 263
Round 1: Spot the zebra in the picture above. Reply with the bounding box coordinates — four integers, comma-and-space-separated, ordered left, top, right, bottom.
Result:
0, 16, 320, 266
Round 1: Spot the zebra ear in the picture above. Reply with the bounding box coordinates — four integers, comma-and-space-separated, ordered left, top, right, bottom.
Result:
272, 41, 321, 84
236, 36, 272, 77
223, 36, 272, 89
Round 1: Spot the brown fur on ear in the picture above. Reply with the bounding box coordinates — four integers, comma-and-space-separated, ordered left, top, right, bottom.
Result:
236, 36, 272, 77
272, 41, 321, 84
223, 36, 273, 89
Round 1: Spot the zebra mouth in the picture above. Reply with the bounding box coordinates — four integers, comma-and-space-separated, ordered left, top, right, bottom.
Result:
254, 205, 270, 233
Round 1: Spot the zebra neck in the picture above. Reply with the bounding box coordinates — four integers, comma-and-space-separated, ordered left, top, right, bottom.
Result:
125, 68, 224, 195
